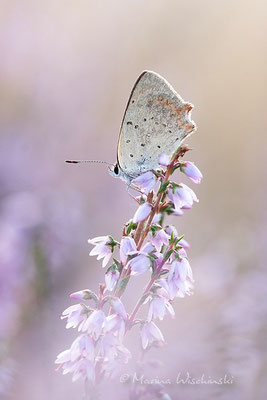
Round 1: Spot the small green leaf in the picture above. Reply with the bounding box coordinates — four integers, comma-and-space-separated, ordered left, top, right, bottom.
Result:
170, 164, 180, 174
157, 180, 170, 195
164, 248, 174, 261
80, 290, 99, 304
140, 292, 151, 304
79, 305, 95, 319
169, 231, 175, 245
126, 220, 138, 234
117, 275, 130, 296
150, 224, 162, 235
159, 269, 169, 276
112, 258, 122, 272
106, 236, 118, 251
175, 235, 184, 247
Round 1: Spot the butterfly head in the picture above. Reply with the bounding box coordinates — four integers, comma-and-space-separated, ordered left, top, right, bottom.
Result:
108, 163, 120, 178
109, 163, 133, 186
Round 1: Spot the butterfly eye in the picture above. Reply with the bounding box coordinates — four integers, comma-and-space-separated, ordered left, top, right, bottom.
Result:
114, 164, 119, 175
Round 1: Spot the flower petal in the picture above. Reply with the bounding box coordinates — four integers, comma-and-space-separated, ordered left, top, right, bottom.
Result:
133, 203, 151, 223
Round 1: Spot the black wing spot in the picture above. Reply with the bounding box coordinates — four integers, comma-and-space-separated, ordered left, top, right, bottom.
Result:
134, 125, 139, 129
126, 139, 130, 143
127, 121, 133, 125
144, 118, 147, 122
151, 116, 154, 120
132, 100, 135, 104
169, 130, 172, 133
157, 145, 161, 149
141, 143, 145, 147
130, 154, 133, 158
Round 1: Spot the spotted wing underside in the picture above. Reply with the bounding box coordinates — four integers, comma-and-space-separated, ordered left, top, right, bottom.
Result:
117, 71, 196, 179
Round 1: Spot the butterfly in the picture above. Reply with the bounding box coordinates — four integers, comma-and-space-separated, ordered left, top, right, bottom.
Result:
66, 71, 196, 185
109, 70, 196, 184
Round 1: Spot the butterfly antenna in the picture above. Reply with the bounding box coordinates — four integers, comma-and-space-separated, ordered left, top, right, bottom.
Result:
65, 159, 114, 166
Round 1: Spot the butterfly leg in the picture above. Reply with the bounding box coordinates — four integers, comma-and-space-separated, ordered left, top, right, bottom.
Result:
126, 183, 147, 203
126, 183, 138, 200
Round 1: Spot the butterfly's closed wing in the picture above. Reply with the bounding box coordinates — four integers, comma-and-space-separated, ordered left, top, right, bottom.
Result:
117, 71, 196, 179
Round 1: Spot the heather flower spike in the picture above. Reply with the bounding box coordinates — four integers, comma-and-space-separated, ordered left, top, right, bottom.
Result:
57, 72, 202, 399
56, 145, 202, 397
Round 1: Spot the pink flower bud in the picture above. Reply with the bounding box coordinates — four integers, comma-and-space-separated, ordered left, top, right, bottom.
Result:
181, 161, 203, 184
111, 298, 127, 320
165, 225, 178, 237
70, 289, 98, 302
132, 171, 157, 194
61, 304, 87, 329
70, 291, 85, 300
149, 229, 169, 252
147, 296, 175, 321
79, 309, 106, 340
104, 314, 125, 340
120, 236, 137, 264
168, 189, 182, 212
88, 236, 113, 268
128, 254, 151, 276
105, 269, 120, 291
141, 321, 164, 349
168, 183, 198, 213
152, 213, 162, 224
173, 208, 184, 216
55, 335, 95, 383
175, 184, 198, 208
179, 238, 190, 249
158, 153, 170, 166
133, 203, 151, 223
167, 258, 194, 299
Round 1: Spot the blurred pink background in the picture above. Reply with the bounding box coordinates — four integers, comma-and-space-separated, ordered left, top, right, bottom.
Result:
0, 1, 266, 399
